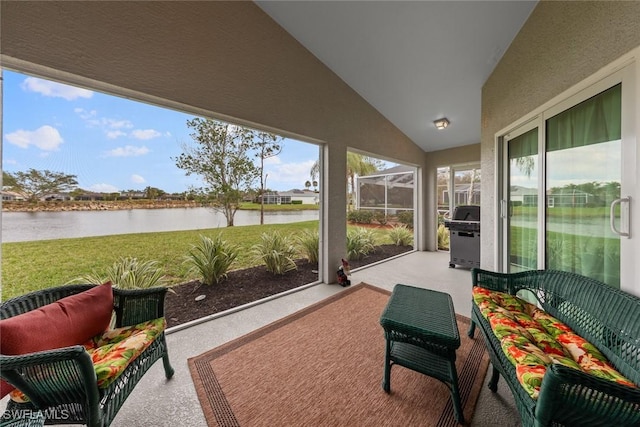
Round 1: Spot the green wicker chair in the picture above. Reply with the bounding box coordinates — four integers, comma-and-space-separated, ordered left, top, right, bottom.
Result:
468, 268, 640, 427
0, 285, 175, 427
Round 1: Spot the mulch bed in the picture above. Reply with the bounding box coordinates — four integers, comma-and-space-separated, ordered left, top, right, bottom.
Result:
164, 244, 412, 328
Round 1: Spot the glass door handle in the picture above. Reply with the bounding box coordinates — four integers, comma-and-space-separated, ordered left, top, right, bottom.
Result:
610, 197, 631, 238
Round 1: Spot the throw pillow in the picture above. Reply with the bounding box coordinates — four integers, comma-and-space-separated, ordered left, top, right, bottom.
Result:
0, 283, 114, 397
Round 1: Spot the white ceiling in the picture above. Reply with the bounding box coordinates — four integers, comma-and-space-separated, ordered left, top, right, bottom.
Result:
257, 1, 538, 152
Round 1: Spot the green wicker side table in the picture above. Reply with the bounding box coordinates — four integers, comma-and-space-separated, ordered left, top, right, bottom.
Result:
380, 284, 463, 424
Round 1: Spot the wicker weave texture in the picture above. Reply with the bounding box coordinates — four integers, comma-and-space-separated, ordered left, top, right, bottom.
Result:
0, 285, 174, 427
470, 268, 640, 427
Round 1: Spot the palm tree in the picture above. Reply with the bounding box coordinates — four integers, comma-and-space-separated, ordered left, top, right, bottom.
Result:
309, 152, 382, 208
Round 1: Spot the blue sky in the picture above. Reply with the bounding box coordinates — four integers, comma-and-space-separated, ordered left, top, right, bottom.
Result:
2, 70, 320, 194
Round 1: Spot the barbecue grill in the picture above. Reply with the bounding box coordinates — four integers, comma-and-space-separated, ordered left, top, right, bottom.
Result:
444, 205, 480, 268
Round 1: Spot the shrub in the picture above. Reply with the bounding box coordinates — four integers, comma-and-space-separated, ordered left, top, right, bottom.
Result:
72, 256, 166, 289
347, 209, 374, 224
396, 210, 414, 228
184, 234, 239, 285
252, 231, 298, 275
346, 227, 377, 260
388, 225, 413, 246
437, 224, 450, 250
373, 211, 388, 225
291, 200, 303, 204
296, 229, 319, 264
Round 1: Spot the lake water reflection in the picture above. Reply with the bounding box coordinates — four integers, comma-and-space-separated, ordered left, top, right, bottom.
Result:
1, 208, 319, 243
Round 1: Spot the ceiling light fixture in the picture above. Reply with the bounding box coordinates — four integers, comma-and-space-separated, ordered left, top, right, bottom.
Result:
434, 118, 450, 130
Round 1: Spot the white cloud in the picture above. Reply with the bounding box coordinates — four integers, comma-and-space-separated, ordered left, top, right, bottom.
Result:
131, 174, 146, 184
265, 160, 316, 189
5, 125, 64, 151
264, 155, 282, 165
74, 108, 97, 120
103, 145, 150, 157
104, 118, 133, 130
21, 77, 93, 100
88, 183, 119, 193
106, 130, 127, 139
131, 129, 162, 140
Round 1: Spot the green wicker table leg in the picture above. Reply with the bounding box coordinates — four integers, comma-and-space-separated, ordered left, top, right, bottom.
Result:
448, 359, 464, 424
382, 337, 392, 392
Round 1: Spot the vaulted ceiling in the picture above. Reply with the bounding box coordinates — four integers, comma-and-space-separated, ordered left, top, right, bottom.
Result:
257, 1, 538, 152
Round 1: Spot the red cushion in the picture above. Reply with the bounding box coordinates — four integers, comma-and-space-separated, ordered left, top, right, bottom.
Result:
1, 380, 14, 399
0, 283, 114, 397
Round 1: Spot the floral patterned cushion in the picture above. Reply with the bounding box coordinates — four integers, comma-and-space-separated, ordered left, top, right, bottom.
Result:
9, 317, 166, 403
87, 317, 166, 388
472, 287, 636, 399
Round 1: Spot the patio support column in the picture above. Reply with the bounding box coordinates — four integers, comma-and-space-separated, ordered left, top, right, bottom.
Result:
321, 143, 348, 284
417, 165, 436, 252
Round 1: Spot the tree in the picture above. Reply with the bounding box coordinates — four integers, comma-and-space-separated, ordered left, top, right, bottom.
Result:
305, 180, 311, 190
310, 152, 382, 208
175, 118, 258, 226
2, 171, 18, 188
346, 152, 382, 207
253, 131, 283, 225
10, 169, 78, 202
144, 186, 166, 200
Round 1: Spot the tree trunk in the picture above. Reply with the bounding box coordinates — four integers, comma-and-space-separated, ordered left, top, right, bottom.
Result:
224, 206, 235, 226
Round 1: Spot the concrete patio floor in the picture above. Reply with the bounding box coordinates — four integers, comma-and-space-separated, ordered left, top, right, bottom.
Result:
114, 250, 520, 426
2, 250, 520, 426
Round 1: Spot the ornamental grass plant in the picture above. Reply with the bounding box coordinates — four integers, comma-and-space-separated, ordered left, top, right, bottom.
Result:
251, 231, 298, 275
346, 227, 377, 260
184, 234, 239, 285
71, 256, 166, 289
388, 224, 414, 246
296, 229, 319, 264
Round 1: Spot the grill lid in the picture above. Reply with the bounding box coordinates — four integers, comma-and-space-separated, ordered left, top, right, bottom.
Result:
452, 205, 480, 221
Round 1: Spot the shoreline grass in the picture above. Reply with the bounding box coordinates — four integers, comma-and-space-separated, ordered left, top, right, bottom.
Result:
2, 221, 318, 301
1, 221, 392, 301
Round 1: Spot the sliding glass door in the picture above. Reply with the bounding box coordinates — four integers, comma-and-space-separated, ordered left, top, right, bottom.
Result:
505, 126, 539, 272
545, 84, 622, 286
500, 71, 633, 289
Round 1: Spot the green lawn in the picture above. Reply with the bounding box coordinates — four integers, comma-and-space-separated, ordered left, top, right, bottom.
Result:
1, 221, 393, 301
2, 221, 318, 300
513, 205, 614, 219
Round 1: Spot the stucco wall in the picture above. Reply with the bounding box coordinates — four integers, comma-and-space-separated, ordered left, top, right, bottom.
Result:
0, 1, 428, 282
0, 1, 424, 165
421, 144, 481, 251
481, 1, 640, 268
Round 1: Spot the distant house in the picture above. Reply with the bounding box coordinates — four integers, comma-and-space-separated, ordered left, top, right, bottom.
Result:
42, 193, 72, 201
259, 189, 318, 205
356, 165, 415, 214
511, 185, 538, 206
510, 186, 597, 207
160, 193, 185, 201
75, 192, 108, 201
442, 183, 481, 206
547, 188, 596, 208
119, 191, 146, 200
1, 190, 26, 201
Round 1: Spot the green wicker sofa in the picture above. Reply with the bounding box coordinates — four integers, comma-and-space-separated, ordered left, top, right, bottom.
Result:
0, 284, 174, 427
468, 268, 640, 427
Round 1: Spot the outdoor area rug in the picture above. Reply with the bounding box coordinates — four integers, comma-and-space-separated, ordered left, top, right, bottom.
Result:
188, 283, 489, 427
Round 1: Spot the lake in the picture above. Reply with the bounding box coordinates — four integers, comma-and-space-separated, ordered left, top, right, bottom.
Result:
1, 208, 319, 243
